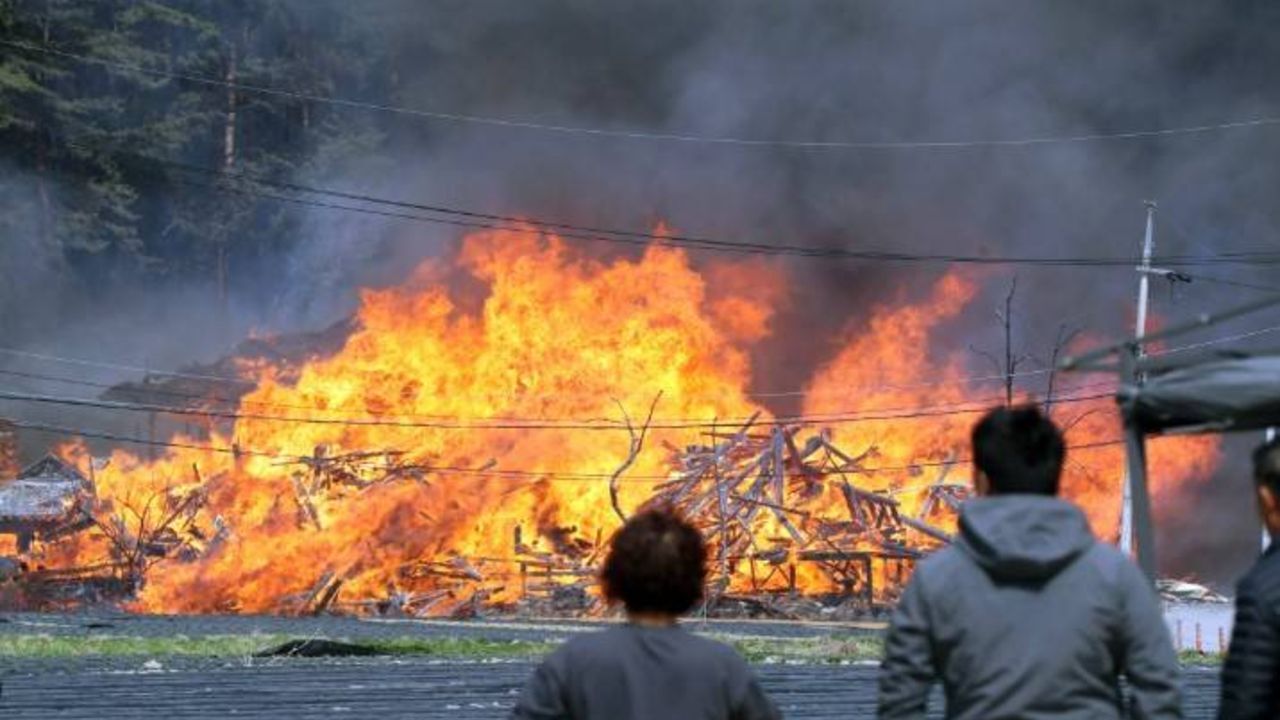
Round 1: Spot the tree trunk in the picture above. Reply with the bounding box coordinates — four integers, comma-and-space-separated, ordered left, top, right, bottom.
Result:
35, 132, 53, 254
1002, 278, 1017, 407
35, 5, 53, 257
218, 36, 238, 308
213, 30, 241, 345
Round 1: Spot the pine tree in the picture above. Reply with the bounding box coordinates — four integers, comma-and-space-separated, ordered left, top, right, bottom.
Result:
0, 0, 393, 336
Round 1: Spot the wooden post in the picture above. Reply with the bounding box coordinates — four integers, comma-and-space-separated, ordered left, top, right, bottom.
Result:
0, 418, 18, 480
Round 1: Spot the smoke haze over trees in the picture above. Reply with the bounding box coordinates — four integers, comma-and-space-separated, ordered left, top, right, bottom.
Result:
2, 0, 1280, 584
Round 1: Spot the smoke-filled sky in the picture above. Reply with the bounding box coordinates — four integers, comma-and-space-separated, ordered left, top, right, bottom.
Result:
286, 0, 1280, 349
5, 0, 1280, 585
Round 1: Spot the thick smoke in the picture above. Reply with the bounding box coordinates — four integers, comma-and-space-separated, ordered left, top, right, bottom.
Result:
9, 0, 1280, 585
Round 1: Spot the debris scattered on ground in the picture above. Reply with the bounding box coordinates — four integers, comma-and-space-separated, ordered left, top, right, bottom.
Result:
254, 639, 384, 658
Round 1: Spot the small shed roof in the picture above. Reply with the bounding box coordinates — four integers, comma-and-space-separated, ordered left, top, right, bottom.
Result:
0, 455, 91, 526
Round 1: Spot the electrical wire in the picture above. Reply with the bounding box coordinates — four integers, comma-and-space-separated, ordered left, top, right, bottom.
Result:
0, 347, 253, 387
0, 344, 1096, 416
93, 147, 1280, 268
8, 418, 1127, 482
0, 387, 1117, 431
8, 38, 1280, 151
121, 148, 1280, 268
3, 313, 1273, 413
1150, 322, 1280, 355
1178, 272, 1280, 294
0, 361, 1061, 410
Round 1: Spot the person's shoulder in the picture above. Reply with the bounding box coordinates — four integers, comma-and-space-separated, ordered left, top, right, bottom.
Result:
1238, 549, 1280, 604
1072, 541, 1161, 596
911, 544, 968, 584
553, 626, 622, 660
563, 624, 635, 646
1080, 539, 1125, 567
677, 627, 748, 662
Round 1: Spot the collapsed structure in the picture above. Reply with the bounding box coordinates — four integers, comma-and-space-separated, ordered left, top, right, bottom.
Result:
0, 455, 95, 552
275, 417, 963, 618
0, 450, 131, 607
0, 415, 963, 617
0, 231, 1227, 616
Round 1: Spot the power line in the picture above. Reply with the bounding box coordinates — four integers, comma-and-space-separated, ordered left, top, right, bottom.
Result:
0, 356, 1119, 425
0, 387, 1116, 431
1, 320, 1271, 422
130, 147, 1280, 267
1151, 322, 1280, 355
9, 418, 1127, 482
0, 342, 1091, 412
162, 171, 1280, 268
1179, 272, 1280, 294
91, 143, 1280, 268
0, 361, 1059, 409
0, 347, 253, 387
9, 38, 1280, 151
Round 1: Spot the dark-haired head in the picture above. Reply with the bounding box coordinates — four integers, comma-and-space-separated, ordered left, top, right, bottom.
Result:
600, 508, 706, 617
971, 405, 1066, 496
1252, 436, 1280, 536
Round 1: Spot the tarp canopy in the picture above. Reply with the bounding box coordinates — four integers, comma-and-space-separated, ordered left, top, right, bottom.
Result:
1120, 354, 1280, 433
1113, 352, 1280, 580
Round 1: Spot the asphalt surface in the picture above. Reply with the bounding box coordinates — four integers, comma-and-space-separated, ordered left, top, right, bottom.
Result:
0, 613, 1225, 718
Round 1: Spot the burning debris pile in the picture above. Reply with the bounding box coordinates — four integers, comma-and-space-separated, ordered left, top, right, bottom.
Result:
0, 228, 1221, 616
357, 417, 964, 620
0, 418, 961, 618
640, 417, 955, 617
0, 455, 123, 608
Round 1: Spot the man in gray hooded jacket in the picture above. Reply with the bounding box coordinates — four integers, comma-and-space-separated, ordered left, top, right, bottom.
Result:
878, 405, 1181, 719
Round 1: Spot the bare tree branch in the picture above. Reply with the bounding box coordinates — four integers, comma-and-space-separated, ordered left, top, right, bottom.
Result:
608, 392, 663, 522
1044, 323, 1082, 415
1060, 408, 1104, 435
1000, 278, 1018, 406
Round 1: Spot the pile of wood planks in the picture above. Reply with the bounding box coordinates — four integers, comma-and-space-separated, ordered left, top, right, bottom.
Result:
336, 418, 963, 619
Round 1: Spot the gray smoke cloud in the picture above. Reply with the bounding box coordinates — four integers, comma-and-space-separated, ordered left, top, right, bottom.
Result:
8, 0, 1280, 585
269, 0, 1280, 586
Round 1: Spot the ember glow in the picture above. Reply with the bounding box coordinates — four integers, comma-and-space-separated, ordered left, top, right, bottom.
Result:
38, 228, 1217, 614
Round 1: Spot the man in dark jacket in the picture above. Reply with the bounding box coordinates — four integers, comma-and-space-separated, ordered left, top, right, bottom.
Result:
878, 405, 1181, 719
1218, 436, 1280, 718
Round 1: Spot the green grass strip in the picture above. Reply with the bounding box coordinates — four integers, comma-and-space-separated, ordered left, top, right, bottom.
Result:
0, 632, 1225, 666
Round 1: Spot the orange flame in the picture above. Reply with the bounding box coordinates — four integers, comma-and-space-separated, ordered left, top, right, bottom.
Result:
34, 228, 1218, 613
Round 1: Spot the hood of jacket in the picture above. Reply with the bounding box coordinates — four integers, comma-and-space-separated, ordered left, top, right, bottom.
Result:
956, 495, 1095, 582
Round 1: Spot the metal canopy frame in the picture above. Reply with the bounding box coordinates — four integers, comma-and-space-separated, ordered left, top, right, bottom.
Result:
1061, 293, 1280, 580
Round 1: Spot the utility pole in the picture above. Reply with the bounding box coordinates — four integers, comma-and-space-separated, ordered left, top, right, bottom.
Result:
1266, 427, 1276, 552
1121, 201, 1158, 556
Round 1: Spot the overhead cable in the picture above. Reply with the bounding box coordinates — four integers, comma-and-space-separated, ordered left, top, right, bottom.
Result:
8, 38, 1280, 151
0, 388, 1116, 431
82, 146, 1280, 268
10, 418, 1126, 482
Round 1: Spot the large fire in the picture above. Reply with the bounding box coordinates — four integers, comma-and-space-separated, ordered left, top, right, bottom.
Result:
33, 226, 1216, 614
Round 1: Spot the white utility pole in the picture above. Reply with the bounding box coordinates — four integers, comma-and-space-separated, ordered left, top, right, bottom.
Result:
1266, 427, 1276, 552
1121, 201, 1158, 556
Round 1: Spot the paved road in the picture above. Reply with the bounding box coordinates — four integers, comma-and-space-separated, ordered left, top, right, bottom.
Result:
0, 613, 1224, 718
0, 656, 1223, 719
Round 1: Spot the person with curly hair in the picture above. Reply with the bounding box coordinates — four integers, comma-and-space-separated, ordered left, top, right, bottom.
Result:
511, 507, 781, 720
